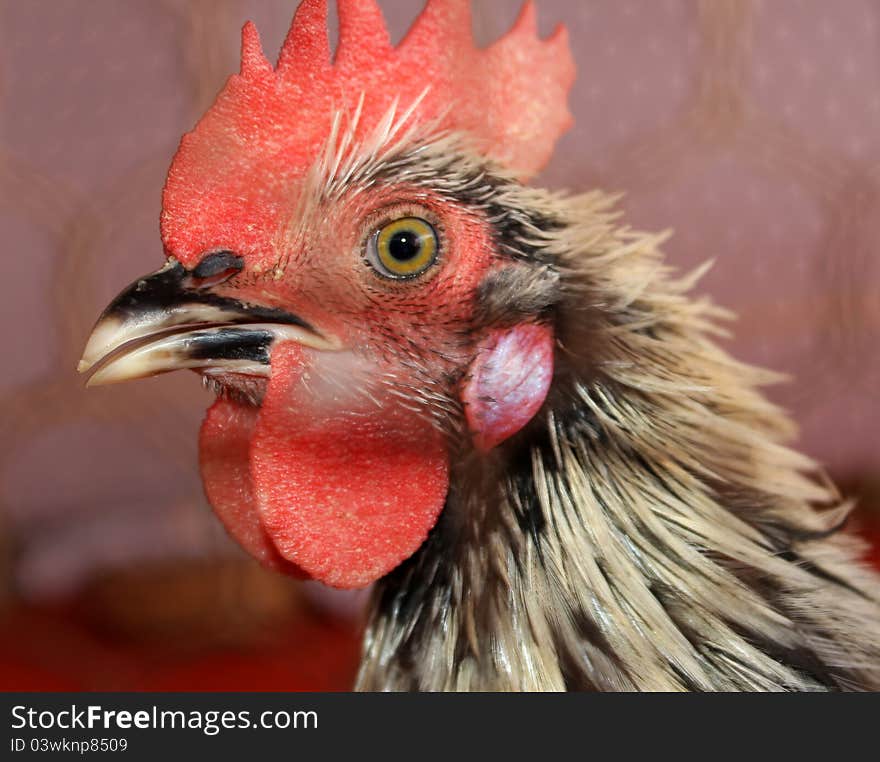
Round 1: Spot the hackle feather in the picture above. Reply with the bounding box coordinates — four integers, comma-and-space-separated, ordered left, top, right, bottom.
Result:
350, 137, 880, 691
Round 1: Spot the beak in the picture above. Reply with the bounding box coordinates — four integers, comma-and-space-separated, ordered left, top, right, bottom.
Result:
79, 255, 337, 386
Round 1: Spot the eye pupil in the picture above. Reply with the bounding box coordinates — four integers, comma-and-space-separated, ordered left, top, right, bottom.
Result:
369, 216, 438, 279
388, 230, 422, 262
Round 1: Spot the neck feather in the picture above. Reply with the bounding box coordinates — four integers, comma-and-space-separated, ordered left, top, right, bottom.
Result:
355, 193, 880, 691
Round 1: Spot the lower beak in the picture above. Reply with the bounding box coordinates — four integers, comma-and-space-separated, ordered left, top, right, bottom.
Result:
79, 257, 336, 386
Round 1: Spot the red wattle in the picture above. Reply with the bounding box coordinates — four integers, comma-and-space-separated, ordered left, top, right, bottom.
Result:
199, 397, 306, 576
249, 344, 450, 589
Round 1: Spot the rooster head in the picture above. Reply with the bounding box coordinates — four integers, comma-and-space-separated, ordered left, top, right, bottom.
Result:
79, 0, 574, 588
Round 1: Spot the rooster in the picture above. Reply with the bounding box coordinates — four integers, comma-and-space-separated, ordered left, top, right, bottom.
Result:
79, 0, 880, 690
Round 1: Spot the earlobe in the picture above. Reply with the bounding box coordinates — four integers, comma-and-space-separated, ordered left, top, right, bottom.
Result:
461, 323, 555, 452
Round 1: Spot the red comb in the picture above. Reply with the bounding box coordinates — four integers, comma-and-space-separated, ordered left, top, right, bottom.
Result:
162, 0, 574, 261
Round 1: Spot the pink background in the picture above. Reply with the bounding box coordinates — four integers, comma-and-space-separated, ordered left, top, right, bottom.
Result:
1, 1, 878, 609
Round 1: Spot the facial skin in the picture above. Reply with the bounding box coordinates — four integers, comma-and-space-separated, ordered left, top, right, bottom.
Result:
205, 186, 498, 405
80, 140, 556, 588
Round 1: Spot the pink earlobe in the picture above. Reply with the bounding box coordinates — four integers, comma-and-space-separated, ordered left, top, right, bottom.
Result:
462, 323, 554, 452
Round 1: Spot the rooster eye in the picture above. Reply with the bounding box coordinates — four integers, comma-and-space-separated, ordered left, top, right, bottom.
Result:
367, 217, 438, 279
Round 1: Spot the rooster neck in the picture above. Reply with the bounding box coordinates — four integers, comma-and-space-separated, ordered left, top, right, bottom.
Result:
357, 377, 880, 691
353, 178, 880, 691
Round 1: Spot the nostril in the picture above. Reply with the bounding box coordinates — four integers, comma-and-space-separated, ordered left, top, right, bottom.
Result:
190, 250, 244, 287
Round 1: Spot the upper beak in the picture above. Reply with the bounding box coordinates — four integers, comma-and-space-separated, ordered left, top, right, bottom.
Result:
79, 255, 337, 386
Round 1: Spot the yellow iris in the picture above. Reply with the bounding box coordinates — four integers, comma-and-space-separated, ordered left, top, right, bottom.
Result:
372, 217, 438, 278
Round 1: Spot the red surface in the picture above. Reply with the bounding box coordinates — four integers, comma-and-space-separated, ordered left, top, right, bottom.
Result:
0, 602, 360, 692
861, 519, 880, 571
1, 509, 875, 691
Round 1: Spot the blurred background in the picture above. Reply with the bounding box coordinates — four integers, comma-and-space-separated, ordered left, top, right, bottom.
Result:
1, 0, 878, 690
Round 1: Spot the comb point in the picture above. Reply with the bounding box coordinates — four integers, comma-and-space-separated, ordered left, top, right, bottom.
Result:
336, 0, 393, 66
240, 21, 273, 77
513, 1, 538, 38
277, 0, 330, 75
404, 0, 471, 49
163, 0, 578, 262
